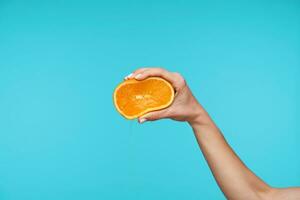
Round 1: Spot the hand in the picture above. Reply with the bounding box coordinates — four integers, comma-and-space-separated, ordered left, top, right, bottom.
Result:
126, 68, 300, 200
125, 67, 205, 124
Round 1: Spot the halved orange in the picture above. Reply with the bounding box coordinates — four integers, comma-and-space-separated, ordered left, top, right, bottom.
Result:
113, 77, 175, 119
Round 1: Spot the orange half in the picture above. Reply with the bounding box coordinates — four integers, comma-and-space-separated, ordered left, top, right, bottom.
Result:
113, 77, 175, 119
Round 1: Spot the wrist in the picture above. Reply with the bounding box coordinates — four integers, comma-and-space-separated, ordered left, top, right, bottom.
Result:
187, 103, 214, 129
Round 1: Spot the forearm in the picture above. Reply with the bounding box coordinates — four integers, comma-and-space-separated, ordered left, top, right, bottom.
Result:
128, 67, 300, 199
188, 105, 271, 200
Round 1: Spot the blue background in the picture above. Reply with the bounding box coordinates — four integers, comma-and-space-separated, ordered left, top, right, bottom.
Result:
0, 0, 299, 199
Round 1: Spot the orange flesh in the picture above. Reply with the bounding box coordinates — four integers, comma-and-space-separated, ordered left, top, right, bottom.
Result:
113, 77, 174, 119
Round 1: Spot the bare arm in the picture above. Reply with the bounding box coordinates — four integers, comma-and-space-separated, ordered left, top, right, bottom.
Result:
126, 67, 300, 200
189, 109, 300, 200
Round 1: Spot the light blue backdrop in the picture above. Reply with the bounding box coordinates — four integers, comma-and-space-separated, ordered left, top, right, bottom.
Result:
0, 0, 299, 199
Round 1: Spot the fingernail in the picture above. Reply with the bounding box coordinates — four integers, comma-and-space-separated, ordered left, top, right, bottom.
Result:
135, 74, 142, 79
139, 118, 147, 123
125, 73, 133, 80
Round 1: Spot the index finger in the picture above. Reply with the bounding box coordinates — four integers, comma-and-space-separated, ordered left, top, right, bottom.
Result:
133, 67, 184, 91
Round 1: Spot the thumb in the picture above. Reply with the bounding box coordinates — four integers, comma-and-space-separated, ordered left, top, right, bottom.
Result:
138, 109, 168, 123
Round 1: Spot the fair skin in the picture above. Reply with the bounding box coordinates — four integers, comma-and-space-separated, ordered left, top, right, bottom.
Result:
125, 67, 300, 200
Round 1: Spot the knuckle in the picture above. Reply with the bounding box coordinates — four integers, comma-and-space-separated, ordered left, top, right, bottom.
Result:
140, 68, 149, 74
133, 68, 146, 74
163, 109, 170, 117
140, 69, 150, 75
172, 72, 182, 78
155, 67, 165, 73
134, 67, 144, 72
172, 72, 186, 86
147, 113, 157, 120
